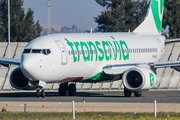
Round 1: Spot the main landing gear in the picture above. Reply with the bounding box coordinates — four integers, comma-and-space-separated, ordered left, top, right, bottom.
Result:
58, 82, 76, 96
124, 88, 142, 97
36, 88, 45, 98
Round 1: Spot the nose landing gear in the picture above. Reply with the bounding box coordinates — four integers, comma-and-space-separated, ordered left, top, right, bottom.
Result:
36, 88, 45, 98
35, 80, 46, 98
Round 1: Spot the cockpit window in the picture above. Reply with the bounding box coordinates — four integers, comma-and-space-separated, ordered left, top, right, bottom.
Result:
42, 49, 46, 55
24, 49, 51, 55
32, 49, 42, 53
42, 49, 51, 55
23, 49, 31, 53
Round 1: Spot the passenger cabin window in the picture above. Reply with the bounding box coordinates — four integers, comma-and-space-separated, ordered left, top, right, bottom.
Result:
23, 49, 31, 53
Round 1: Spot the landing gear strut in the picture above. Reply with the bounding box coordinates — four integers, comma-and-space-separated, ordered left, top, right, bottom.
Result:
36, 88, 45, 98
58, 82, 76, 96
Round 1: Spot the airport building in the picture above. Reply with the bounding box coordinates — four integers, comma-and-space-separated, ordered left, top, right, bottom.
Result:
0, 42, 179, 91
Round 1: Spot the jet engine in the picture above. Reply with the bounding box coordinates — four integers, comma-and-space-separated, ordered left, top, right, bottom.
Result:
10, 67, 37, 90
122, 67, 156, 91
172, 66, 180, 72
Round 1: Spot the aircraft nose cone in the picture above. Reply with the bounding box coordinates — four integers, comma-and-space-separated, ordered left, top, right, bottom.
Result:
21, 54, 38, 80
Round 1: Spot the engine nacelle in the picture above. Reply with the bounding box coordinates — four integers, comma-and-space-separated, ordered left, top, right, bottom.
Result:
10, 67, 37, 90
172, 66, 180, 72
123, 67, 156, 91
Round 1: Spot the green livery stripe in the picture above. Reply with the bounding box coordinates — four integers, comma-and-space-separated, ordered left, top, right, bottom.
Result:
151, 0, 164, 33
82, 72, 115, 83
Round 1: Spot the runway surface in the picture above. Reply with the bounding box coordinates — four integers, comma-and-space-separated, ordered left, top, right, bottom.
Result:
0, 90, 180, 103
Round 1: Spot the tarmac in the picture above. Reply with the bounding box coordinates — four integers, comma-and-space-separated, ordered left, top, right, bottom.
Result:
0, 90, 180, 113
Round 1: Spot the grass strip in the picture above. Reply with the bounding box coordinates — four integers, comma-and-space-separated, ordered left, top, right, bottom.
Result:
0, 112, 180, 120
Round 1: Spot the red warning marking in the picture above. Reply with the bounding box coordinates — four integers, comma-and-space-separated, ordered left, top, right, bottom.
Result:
61, 77, 83, 82
142, 95, 165, 97
83, 109, 86, 112
42, 105, 44, 108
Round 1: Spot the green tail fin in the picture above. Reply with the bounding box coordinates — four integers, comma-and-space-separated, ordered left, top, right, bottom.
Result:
133, 0, 164, 35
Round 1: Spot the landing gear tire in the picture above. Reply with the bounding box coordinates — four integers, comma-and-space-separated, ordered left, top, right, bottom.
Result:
41, 89, 45, 98
59, 83, 66, 96
68, 84, 76, 96
134, 91, 142, 97
36, 89, 45, 98
124, 89, 132, 97
36, 89, 40, 98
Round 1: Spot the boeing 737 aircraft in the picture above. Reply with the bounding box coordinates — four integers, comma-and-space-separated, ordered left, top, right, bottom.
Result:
0, 0, 180, 98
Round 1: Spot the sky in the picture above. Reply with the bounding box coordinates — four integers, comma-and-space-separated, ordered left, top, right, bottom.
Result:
23, 0, 104, 31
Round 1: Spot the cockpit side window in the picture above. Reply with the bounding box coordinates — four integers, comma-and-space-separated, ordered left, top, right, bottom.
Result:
42, 49, 51, 55
42, 49, 47, 55
23, 49, 31, 53
47, 49, 51, 54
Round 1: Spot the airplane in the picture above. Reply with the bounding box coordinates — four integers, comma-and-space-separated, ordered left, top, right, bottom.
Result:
0, 0, 180, 98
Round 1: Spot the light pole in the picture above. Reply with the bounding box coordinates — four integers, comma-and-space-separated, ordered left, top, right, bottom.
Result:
8, 0, 10, 58
47, 0, 51, 35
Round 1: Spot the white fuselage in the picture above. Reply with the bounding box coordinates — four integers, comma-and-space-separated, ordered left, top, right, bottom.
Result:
20, 32, 166, 83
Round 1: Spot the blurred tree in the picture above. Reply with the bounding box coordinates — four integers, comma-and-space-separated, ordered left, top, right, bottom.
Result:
94, 0, 149, 32
94, 0, 125, 32
163, 0, 180, 38
134, 0, 149, 30
0, 0, 42, 42
71, 25, 77, 32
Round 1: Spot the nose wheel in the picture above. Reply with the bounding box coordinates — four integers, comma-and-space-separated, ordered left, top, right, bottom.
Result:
36, 89, 45, 98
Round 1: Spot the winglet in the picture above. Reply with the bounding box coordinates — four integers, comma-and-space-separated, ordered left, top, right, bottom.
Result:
133, 0, 164, 35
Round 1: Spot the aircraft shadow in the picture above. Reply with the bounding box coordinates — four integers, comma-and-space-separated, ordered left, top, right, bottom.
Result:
0, 91, 126, 98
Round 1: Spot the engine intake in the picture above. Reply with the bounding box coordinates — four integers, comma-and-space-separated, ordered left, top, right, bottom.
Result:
10, 67, 37, 90
126, 71, 143, 88
123, 67, 156, 91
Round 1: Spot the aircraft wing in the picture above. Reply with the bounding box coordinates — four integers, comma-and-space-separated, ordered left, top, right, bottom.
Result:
0, 57, 20, 67
103, 64, 137, 75
148, 61, 180, 68
165, 38, 180, 44
103, 61, 180, 75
